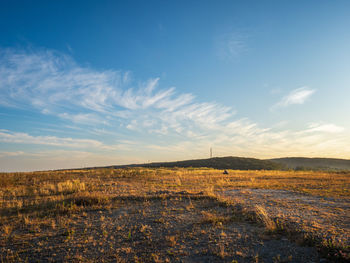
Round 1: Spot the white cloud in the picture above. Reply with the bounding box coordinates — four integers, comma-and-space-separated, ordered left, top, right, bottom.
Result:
126, 120, 138, 131
0, 48, 232, 136
1, 48, 349, 171
216, 32, 248, 59
58, 112, 106, 125
272, 87, 315, 110
0, 129, 106, 149
0, 151, 25, 158
305, 123, 345, 134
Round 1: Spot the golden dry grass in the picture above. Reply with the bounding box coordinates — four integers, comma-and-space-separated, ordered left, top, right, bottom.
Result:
0, 167, 349, 261
0, 167, 348, 226
1, 168, 349, 201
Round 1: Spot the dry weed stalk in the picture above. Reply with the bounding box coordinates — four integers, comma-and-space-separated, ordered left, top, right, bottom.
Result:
255, 205, 277, 231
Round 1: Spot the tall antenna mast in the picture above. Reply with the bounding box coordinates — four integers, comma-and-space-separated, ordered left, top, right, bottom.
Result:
210, 147, 212, 158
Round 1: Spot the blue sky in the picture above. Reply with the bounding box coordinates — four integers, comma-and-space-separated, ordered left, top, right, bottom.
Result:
1, 0, 350, 171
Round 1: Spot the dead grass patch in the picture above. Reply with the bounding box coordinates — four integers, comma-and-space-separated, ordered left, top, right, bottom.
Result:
0, 167, 349, 261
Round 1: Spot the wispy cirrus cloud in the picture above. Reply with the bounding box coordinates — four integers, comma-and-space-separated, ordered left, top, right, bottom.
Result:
0, 129, 107, 149
0, 151, 25, 158
0, 48, 232, 136
305, 123, 345, 134
271, 87, 315, 110
1, 47, 349, 171
58, 112, 107, 125
216, 31, 248, 60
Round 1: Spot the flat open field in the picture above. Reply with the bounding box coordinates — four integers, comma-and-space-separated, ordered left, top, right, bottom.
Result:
0, 168, 349, 262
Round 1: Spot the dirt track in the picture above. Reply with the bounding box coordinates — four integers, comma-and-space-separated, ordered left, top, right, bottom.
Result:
220, 189, 350, 248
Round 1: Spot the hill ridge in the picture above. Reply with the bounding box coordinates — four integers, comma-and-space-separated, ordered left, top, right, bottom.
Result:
269, 157, 350, 171
81, 156, 350, 171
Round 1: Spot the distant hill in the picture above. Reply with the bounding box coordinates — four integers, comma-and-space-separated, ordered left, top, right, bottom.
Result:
110, 156, 285, 170
84, 156, 350, 172
269, 157, 350, 171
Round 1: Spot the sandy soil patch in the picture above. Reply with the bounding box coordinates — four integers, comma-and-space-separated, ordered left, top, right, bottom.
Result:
0, 194, 321, 262
220, 188, 350, 248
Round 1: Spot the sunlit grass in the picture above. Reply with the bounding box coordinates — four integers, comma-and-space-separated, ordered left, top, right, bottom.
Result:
0, 167, 349, 261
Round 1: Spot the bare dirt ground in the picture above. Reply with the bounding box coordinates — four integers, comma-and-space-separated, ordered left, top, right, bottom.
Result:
1, 194, 321, 263
219, 189, 350, 249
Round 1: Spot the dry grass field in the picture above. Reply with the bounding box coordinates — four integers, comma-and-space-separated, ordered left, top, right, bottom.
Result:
0, 168, 349, 262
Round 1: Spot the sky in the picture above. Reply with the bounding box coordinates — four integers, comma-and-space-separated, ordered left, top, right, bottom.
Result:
1, 0, 350, 171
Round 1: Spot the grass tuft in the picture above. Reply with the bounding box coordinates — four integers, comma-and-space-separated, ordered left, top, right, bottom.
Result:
254, 205, 277, 232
